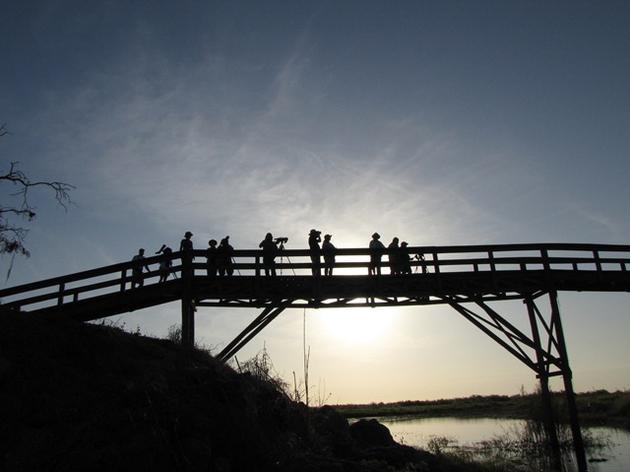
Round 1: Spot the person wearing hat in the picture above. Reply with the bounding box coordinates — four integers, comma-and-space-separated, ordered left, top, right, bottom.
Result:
322, 234, 336, 276
368, 232, 385, 275
308, 229, 322, 276
180, 231, 194, 252
206, 239, 218, 277
179, 231, 195, 281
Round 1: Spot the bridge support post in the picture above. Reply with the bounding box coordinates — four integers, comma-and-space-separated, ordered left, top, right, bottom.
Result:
449, 294, 589, 472
526, 297, 562, 471
181, 297, 194, 347
181, 250, 195, 348
549, 291, 587, 472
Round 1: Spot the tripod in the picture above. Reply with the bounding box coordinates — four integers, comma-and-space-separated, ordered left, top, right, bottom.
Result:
231, 257, 241, 276
277, 241, 296, 276
413, 253, 428, 274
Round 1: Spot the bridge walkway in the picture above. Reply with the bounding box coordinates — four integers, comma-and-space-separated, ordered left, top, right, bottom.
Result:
1, 243, 629, 319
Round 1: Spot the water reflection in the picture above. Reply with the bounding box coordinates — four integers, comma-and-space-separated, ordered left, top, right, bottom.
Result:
376, 416, 630, 472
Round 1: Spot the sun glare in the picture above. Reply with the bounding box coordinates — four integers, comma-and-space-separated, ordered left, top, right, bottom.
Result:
317, 308, 395, 345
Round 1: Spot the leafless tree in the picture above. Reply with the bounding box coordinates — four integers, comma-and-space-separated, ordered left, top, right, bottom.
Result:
1, 124, 75, 267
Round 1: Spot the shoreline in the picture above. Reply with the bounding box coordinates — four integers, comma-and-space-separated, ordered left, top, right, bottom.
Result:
332, 390, 630, 430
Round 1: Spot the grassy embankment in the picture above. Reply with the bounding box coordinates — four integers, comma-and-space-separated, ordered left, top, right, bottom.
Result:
334, 390, 630, 429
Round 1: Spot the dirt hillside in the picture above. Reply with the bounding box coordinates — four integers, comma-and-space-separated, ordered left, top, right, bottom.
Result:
0, 310, 483, 471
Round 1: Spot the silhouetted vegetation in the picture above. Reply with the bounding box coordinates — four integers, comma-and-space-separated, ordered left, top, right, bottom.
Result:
419, 397, 614, 472
421, 426, 611, 472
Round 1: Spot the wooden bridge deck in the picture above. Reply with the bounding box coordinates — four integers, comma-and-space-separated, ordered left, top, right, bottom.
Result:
1, 243, 629, 320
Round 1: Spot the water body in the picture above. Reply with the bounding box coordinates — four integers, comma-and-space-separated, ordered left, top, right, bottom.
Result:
376, 416, 630, 472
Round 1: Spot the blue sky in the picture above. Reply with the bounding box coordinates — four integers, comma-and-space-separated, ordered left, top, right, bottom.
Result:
2, 1, 630, 403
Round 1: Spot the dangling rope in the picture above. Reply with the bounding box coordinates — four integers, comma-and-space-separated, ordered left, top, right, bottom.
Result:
303, 307, 310, 407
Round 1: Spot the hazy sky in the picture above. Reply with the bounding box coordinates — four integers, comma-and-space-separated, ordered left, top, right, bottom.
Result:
2, 1, 630, 403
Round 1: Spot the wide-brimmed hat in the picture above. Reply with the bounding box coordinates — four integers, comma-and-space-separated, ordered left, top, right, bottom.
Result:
309, 229, 319, 235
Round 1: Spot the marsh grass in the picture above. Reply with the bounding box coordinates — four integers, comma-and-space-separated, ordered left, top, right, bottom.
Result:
426, 419, 613, 472
234, 345, 292, 398
414, 392, 615, 471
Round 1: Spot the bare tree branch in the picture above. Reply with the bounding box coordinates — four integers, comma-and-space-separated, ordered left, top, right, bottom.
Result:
1, 127, 75, 265
0, 207, 36, 219
2, 161, 75, 213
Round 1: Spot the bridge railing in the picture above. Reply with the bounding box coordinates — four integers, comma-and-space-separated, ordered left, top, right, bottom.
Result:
1, 243, 629, 313
188, 243, 630, 276
0, 251, 182, 312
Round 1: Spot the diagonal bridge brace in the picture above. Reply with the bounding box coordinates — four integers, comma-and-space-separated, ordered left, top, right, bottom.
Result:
445, 295, 562, 374
216, 300, 292, 363
445, 292, 587, 471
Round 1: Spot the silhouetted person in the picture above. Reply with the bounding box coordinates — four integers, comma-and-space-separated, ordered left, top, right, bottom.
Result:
322, 234, 336, 276
155, 245, 174, 282
206, 239, 218, 277
308, 229, 322, 276
218, 236, 234, 276
179, 231, 195, 279
259, 232, 280, 276
180, 231, 193, 252
131, 248, 150, 288
399, 241, 412, 275
368, 233, 385, 275
388, 237, 400, 275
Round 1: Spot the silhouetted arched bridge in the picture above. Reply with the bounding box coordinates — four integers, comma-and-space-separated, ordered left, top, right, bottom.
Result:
1, 243, 629, 319
2, 242, 629, 471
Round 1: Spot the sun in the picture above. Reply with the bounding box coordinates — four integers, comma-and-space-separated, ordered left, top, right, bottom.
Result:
316, 308, 395, 345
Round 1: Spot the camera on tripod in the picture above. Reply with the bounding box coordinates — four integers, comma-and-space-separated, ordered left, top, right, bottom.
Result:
274, 237, 289, 244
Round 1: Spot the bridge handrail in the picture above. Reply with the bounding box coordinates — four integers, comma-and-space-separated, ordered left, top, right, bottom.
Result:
2, 243, 629, 309
186, 255, 629, 271
187, 242, 630, 258
0, 252, 178, 298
